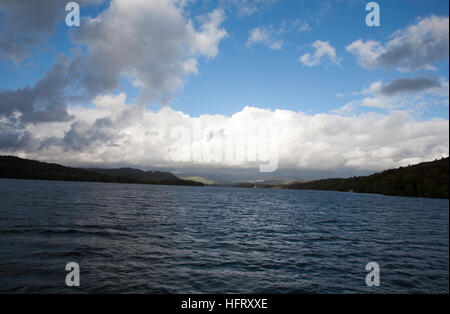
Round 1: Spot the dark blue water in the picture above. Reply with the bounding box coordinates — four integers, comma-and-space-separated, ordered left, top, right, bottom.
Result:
0, 178, 448, 293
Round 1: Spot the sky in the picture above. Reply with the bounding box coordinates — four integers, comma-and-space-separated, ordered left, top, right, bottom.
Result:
0, 0, 449, 181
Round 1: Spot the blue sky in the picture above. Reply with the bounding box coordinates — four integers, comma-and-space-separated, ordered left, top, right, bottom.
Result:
1, 0, 448, 117
0, 0, 448, 179
175, 0, 449, 117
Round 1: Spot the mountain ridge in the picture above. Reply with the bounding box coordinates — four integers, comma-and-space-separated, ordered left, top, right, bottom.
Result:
0, 156, 203, 187
88, 167, 179, 181
1, 155, 448, 198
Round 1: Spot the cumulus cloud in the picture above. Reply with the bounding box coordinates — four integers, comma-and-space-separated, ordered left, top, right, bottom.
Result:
0, 0, 104, 62
0, 54, 74, 124
299, 40, 341, 67
1, 94, 448, 178
0, 0, 228, 126
0, 121, 33, 151
71, 0, 228, 105
346, 15, 449, 71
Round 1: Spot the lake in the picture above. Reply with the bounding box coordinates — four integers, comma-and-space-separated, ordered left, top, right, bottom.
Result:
0, 178, 448, 293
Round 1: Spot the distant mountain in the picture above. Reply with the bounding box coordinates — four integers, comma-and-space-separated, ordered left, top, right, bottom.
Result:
88, 167, 178, 181
182, 176, 220, 185
0, 156, 203, 187
178, 176, 298, 187
286, 158, 449, 199
232, 178, 297, 186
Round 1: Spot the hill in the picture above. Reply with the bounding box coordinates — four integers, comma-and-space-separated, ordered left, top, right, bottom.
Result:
0, 156, 203, 187
88, 167, 178, 181
286, 158, 449, 199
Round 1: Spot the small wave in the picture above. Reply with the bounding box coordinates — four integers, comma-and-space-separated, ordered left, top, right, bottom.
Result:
392, 279, 416, 288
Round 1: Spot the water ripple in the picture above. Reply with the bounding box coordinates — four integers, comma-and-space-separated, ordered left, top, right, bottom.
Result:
0, 178, 448, 293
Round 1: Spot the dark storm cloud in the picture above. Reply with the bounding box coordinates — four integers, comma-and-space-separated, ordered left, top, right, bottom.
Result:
0, 0, 116, 128
376, 38, 449, 71
381, 77, 442, 96
0, 0, 63, 61
0, 124, 33, 150
0, 47, 124, 126
0, 0, 105, 62
0, 55, 73, 124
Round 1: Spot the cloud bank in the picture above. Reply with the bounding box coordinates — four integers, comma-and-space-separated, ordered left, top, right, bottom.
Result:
1, 93, 447, 178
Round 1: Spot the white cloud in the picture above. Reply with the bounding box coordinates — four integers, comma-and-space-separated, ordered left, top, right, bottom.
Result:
69, 0, 228, 105
226, 0, 278, 17
0, 0, 229, 122
293, 18, 312, 32
246, 25, 284, 50
269, 40, 284, 50
1, 94, 448, 178
247, 26, 271, 45
189, 9, 228, 58
341, 77, 449, 111
299, 40, 341, 67
246, 18, 311, 50
356, 80, 384, 95
331, 100, 359, 115
346, 15, 449, 71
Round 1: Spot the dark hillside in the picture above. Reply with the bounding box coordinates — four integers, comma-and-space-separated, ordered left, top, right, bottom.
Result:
287, 158, 449, 199
0, 156, 203, 187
